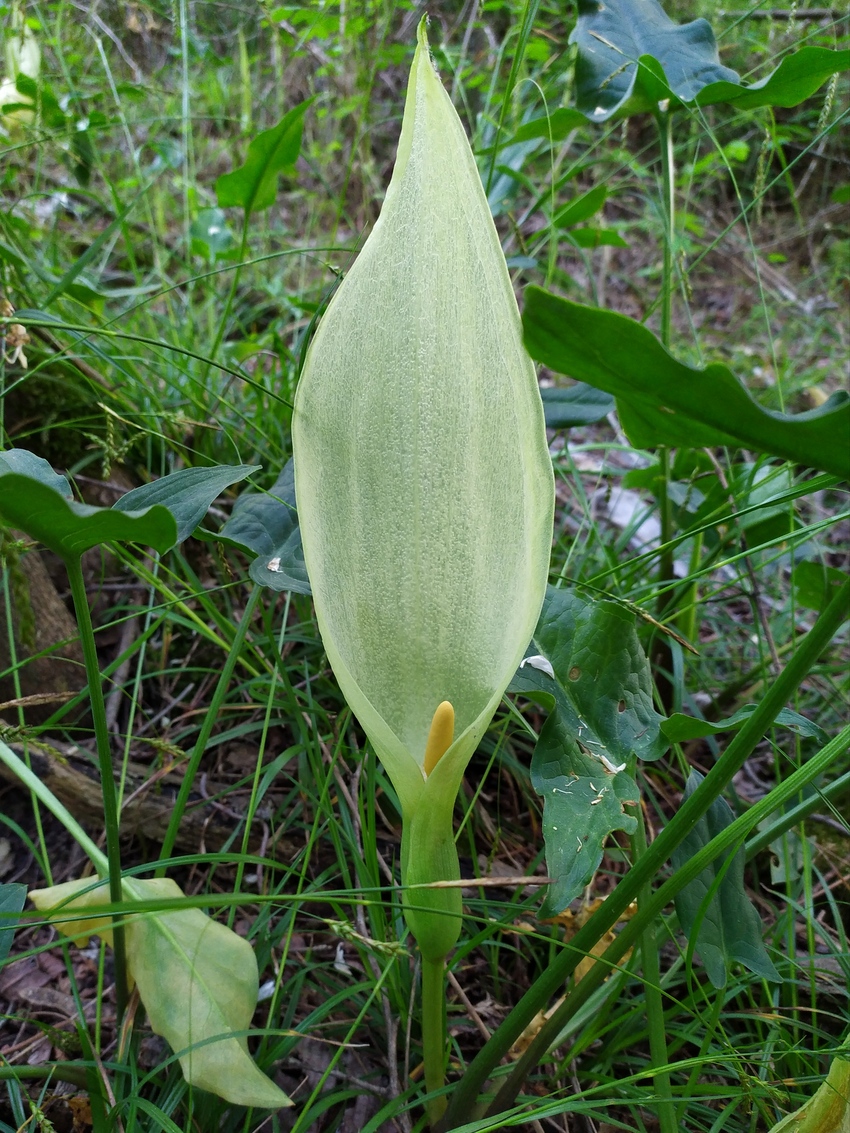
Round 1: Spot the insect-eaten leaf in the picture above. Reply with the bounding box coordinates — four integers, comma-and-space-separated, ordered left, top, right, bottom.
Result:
218, 461, 310, 594
510, 586, 667, 915
29, 876, 291, 1110
571, 0, 849, 122
0, 473, 177, 562
523, 288, 850, 480
114, 463, 261, 545
671, 771, 781, 989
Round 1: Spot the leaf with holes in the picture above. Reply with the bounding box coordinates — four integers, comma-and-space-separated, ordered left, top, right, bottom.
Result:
510, 586, 666, 915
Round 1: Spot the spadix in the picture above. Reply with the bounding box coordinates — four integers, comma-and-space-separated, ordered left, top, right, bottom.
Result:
292, 19, 554, 961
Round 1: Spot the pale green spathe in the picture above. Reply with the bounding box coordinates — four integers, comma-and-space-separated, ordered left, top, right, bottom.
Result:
292, 21, 553, 957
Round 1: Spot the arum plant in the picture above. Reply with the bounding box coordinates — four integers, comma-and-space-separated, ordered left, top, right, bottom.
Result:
292, 18, 554, 1122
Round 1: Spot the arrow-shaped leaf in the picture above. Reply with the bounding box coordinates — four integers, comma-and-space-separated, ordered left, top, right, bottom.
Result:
664, 705, 827, 746
114, 463, 261, 545
216, 101, 311, 215
218, 461, 310, 594
523, 287, 850, 479
0, 474, 176, 560
672, 771, 781, 987
0, 448, 71, 496
570, 0, 849, 122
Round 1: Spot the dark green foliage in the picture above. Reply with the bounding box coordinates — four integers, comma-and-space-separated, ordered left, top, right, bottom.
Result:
571, 0, 849, 121
218, 460, 309, 593
523, 288, 850, 478
510, 586, 667, 915
114, 463, 261, 544
672, 771, 781, 987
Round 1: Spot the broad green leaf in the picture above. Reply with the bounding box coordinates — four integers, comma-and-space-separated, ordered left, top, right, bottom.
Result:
0, 474, 177, 561
215, 100, 311, 215
509, 107, 588, 144
793, 561, 848, 613
292, 21, 554, 959
767, 1054, 850, 1133
0, 883, 26, 965
190, 207, 236, 261
570, 227, 629, 249
218, 462, 310, 594
114, 464, 261, 545
509, 587, 666, 915
688, 462, 796, 548
570, 0, 849, 122
30, 875, 291, 1109
671, 771, 781, 988
663, 705, 827, 746
542, 384, 615, 430
522, 288, 850, 480
696, 48, 850, 113
0, 448, 70, 496
553, 184, 607, 229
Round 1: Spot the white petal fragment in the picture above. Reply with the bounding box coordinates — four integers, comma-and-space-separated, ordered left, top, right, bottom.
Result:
520, 654, 555, 679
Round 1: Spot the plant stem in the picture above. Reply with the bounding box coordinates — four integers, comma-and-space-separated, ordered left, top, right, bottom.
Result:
437, 576, 850, 1129
65, 557, 128, 1019
422, 955, 448, 1126
630, 800, 676, 1133
652, 109, 678, 704
657, 109, 675, 354
484, 726, 850, 1126
157, 584, 262, 872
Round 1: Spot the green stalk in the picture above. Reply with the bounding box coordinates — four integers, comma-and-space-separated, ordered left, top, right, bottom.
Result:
156, 585, 262, 872
652, 108, 678, 702
657, 108, 675, 354
422, 956, 449, 1125
675, 985, 725, 1126
65, 557, 128, 1018
484, 723, 850, 1124
0, 1065, 89, 1088
630, 800, 676, 1133
745, 768, 850, 857
437, 576, 850, 1129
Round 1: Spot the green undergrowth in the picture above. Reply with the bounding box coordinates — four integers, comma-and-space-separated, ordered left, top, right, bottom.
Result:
0, 1, 847, 1131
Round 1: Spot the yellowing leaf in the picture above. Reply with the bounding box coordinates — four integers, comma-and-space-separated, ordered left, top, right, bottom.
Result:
30, 876, 290, 1110
292, 18, 553, 961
